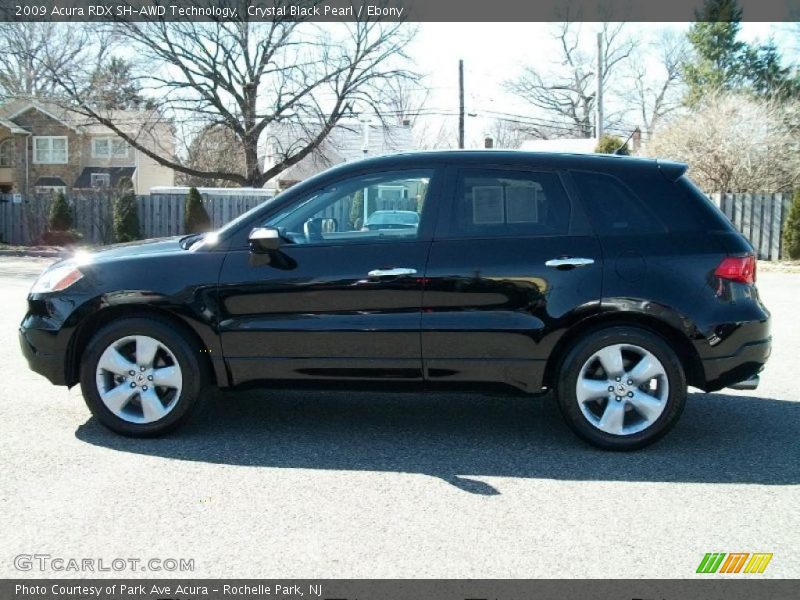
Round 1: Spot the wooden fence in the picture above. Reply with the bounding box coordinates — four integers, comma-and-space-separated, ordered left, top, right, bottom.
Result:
0, 191, 272, 246
0, 190, 794, 260
710, 192, 792, 261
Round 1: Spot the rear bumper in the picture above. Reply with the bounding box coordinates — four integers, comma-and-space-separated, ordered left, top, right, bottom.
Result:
701, 337, 771, 392
728, 374, 760, 390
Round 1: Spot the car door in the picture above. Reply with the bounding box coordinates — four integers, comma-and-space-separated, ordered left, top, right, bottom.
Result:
216, 168, 440, 385
421, 165, 603, 393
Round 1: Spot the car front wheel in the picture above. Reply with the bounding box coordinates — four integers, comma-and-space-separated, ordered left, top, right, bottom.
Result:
79, 317, 204, 437
556, 326, 687, 450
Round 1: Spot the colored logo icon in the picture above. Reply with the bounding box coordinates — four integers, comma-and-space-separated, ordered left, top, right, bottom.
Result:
697, 552, 773, 574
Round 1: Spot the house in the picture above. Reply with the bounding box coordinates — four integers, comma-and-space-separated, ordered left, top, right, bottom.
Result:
262, 120, 414, 190
518, 130, 642, 154
0, 99, 175, 196
518, 137, 599, 154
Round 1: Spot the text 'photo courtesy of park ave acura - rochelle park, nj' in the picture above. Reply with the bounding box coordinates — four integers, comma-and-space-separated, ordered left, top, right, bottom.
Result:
1, 0, 800, 598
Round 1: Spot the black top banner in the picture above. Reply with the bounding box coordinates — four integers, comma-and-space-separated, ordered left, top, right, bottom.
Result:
1, 0, 799, 22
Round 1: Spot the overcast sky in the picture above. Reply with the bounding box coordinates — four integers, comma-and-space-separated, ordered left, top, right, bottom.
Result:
403, 22, 798, 147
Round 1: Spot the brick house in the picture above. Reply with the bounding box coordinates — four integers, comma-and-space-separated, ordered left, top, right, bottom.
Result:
0, 99, 175, 196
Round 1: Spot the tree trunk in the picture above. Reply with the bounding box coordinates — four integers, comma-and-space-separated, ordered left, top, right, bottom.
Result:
244, 135, 261, 188
242, 82, 262, 188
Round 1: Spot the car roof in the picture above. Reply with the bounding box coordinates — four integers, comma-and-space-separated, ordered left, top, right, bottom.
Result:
313, 149, 684, 179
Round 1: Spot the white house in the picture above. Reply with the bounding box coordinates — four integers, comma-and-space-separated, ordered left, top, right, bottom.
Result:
262, 120, 414, 190
519, 137, 599, 154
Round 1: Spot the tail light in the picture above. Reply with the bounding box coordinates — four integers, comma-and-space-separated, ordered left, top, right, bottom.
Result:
714, 254, 756, 284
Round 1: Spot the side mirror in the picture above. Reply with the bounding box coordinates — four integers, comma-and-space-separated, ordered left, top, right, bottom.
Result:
249, 227, 281, 253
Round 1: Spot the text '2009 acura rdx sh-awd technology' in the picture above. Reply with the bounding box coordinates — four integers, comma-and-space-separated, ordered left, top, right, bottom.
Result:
20, 151, 770, 449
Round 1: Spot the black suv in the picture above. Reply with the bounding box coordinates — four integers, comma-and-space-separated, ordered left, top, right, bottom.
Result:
19, 151, 771, 449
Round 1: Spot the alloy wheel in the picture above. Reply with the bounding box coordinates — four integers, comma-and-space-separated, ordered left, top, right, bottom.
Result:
95, 335, 183, 424
575, 343, 669, 436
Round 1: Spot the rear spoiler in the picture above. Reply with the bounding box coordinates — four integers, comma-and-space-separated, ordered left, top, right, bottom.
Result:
656, 160, 688, 182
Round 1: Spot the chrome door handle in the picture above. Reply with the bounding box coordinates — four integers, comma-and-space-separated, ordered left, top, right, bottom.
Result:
368, 267, 417, 277
545, 257, 595, 268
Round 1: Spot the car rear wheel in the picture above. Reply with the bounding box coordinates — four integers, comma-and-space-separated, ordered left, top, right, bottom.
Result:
80, 317, 204, 437
556, 326, 686, 450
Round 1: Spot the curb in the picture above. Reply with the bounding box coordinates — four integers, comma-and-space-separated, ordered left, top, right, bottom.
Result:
0, 249, 64, 258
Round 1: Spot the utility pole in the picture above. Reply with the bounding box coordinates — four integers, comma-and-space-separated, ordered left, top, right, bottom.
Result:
360, 116, 370, 224
458, 59, 465, 149
595, 32, 604, 141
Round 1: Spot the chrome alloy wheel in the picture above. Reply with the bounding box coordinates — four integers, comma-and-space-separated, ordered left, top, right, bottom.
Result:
575, 343, 669, 436
95, 335, 183, 424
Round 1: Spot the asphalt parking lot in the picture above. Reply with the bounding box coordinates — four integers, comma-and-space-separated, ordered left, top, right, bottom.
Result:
0, 255, 798, 578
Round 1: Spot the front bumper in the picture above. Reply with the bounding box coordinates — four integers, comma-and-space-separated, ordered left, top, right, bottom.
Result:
19, 326, 68, 386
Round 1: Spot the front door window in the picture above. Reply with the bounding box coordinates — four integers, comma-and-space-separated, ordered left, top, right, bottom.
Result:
264, 170, 432, 245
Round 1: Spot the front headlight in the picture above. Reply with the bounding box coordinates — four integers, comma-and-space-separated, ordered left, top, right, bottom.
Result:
30, 263, 84, 294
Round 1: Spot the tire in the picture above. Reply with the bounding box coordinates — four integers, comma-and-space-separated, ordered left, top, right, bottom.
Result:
555, 326, 686, 450
79, 316, 205, 437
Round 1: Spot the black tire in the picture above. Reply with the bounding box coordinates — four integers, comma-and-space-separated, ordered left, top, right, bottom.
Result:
79, 316, 205, 437
556, 326, 687, 450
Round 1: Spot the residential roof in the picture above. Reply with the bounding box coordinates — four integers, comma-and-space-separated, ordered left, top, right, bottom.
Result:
0, 118, 29, 134
519, 137, 599, 154
35, 177, 67, 187
74, 167, 135, 189
0, 98, 169, 136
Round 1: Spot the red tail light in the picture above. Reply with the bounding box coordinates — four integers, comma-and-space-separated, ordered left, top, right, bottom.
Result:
715, 255, 756, 284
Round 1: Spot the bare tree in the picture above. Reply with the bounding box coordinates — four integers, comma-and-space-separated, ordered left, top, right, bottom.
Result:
412, 117, 456, 150
625, 29, 688, 137
39, 14, 417, 187
486, 119, 529, 149
380, 76, 428, 126
177, 124, 246, 188
0, 23, 93, 100
505, 22, 636, 138
646, 93, 800, 192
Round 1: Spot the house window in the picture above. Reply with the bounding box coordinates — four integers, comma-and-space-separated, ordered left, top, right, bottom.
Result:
92, 137, 129, 159
90, 173, 111, 188
33, 137, 68, 164
0, 139, 13, 167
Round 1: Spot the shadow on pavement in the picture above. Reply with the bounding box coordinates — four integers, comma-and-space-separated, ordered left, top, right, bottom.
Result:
75, 390, 800, 494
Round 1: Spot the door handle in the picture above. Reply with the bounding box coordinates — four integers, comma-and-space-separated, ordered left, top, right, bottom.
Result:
545, 257, 595, 268
368, 267, 417, 277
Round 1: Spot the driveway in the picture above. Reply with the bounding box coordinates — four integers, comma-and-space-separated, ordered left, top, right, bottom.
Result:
1, 256, 797, 578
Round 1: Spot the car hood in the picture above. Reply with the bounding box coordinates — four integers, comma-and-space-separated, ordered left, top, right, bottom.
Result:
75, 236, 188, 265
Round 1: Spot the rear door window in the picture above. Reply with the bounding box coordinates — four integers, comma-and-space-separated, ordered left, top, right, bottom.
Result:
442, 169, 571, 238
